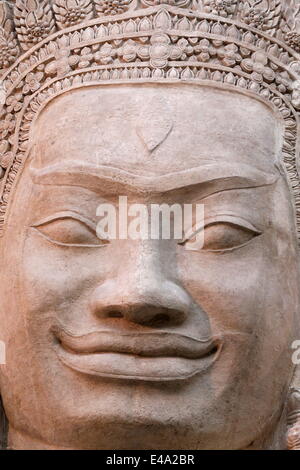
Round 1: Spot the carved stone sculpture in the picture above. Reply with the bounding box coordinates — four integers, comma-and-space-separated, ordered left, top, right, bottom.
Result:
1, 0, 300, 450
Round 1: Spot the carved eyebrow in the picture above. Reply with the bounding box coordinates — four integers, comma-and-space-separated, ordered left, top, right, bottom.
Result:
29, 162, 278, 197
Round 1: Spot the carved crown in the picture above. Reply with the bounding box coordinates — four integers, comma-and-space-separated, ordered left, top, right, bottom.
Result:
1, 0, 300, 240
0, 1, 300, 60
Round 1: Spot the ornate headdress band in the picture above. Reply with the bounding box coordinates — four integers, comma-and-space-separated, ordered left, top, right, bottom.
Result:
0, 0, 300, 238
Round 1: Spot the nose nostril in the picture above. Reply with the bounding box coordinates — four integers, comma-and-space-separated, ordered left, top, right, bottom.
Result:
97, 303, 185, 326
207, 345, 218, 357
108, 310, 123, 319
148, 313, 170, 327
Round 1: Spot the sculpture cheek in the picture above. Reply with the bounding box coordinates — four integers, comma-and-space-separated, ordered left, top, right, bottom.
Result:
22, 231, 111, 320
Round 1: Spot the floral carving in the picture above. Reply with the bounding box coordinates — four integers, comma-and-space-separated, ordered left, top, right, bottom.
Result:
292, 80, 300, 110
0, 141, 13, 170
94, 34, 184, 67
45, 48, 79, 76
53, 0, 94, 29
0, 31, 19, 72
220, 44, 242, 67
95, 42, 115, 64
195, 39, 242, 67
14, 0, 56, 50
0, 121, 14, 173
94, 0, 133, 15
149, 34, 175, 68
0, 0, 297, 73
203, 0, 238, 18
74, 46, 96, 68
240, 0, 282, 35
241, 51, 275, 83
0, 115, 15, 141
141, 0, 191, 7
243, 7, 267, 28
22, 71, 44, 94
5, 95, 23, 114
120, 40, 137, 62
0, 2, 19, 72
285, 32, 300, 53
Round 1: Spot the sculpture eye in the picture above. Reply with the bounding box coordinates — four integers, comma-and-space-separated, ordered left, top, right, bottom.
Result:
183, 221, 261, 252
32, 215, 108, 247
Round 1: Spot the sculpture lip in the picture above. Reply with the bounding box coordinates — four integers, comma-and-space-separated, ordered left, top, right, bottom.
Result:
53, 326, 222, 381
53, 327, 220, 360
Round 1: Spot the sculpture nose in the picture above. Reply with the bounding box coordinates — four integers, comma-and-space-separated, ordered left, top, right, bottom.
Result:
90, 242, 192, 327
90, 280, 190, 326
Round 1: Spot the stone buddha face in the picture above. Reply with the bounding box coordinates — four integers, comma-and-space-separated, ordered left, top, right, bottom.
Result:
0, 84, 299, 449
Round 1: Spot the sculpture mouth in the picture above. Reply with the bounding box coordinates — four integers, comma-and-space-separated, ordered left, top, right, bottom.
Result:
53, 327, 222, 382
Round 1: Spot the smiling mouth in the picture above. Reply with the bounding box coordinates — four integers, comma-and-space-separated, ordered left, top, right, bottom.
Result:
53, 327, 222, 382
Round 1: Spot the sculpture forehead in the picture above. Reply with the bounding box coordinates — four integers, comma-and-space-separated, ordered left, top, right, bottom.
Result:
32, 85, 280, 176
